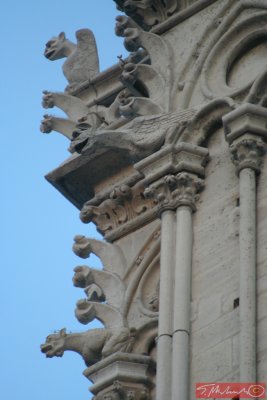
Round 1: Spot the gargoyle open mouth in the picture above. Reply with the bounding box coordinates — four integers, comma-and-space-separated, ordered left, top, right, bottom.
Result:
40, 343, 64, 358
40, 343, 52, 353
69, 137, 89, 154
44, 49, 56, 59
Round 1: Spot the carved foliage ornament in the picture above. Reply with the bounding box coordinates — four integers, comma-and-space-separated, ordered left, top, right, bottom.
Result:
94, 380, 149, 400
230, 137, 266, 174
144, 172, 204, 213
80, 184, 155, 236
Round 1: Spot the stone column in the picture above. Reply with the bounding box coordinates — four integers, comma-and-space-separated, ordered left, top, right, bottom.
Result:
171, 173, 204, 400
223, 104, 267, 388
144, 176, 177, 400
137, 144, 209, 400
156, 208, 175, 400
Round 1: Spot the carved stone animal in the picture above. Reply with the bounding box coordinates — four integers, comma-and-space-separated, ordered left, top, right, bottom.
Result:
41, 327, 136, 367
44, 29, 99, 91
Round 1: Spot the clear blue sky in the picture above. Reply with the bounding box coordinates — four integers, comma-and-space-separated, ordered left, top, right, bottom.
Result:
1, 2, 127, 399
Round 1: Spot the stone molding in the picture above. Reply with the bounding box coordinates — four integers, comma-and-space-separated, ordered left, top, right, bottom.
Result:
135, 143, 209, 184
223, 104, 267, 174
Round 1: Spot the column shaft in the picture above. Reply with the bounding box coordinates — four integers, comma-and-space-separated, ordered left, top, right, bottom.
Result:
239, 167, 257, 385
156, 209, 176, 400
172, 205, 193, 400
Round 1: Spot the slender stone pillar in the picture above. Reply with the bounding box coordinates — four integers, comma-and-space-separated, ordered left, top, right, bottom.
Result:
139, 145, 209, 400
156, 209, 175, 400
223, 104, 267, 388
170, 173, 203, 400
239, 167, 257, 382
172, 205, 192, 400
144, 176, 177, 400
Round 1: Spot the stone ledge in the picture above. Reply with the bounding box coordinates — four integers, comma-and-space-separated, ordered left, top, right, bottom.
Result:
84, 352, 155, 396
223, 103, 267, 143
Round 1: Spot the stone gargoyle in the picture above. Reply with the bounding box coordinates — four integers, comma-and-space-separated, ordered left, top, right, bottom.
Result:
40, 90, 106, 142
41, 327, 136, 367
44, 29, 99, 92
68, 123, 164, 158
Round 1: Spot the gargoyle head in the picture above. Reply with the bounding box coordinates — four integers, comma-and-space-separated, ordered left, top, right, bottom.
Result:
69, 117, 93, 154
40, 328, 67, 358
44, 32, 67, 60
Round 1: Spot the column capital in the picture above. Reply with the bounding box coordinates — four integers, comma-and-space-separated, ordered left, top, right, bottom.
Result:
136, 144, 208, 215
144, 172, 204, 214
229, 136, 265, 174
223, 103, 267, 174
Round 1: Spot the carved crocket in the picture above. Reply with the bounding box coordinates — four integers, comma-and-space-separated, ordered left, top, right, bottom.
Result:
73, 265, 125, 308
44, 29, 99, 92
41, 327, 136, 367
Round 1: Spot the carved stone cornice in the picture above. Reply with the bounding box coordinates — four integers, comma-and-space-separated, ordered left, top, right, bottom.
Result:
80, 183, 156, 240
79, 144, 208, 238
144, 172, 204, 213
223, 104, 267, 174
84, 352, 155, 400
